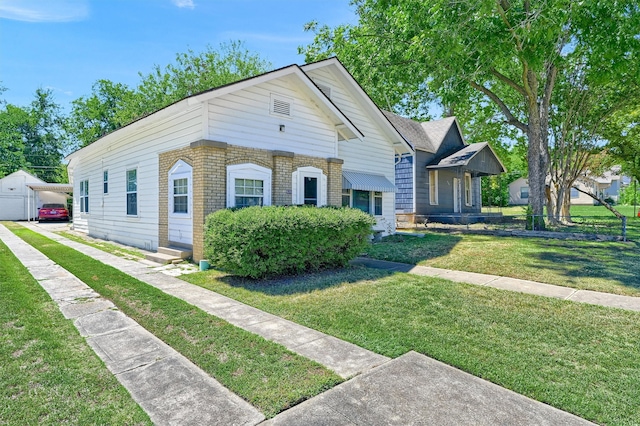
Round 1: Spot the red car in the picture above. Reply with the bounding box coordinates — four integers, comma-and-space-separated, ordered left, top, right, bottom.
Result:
38, 203, 69, 222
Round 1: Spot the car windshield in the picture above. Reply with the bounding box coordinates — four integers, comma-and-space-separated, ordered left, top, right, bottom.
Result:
42, 204, 65, 209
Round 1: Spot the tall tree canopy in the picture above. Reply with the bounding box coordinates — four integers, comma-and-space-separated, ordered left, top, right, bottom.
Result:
302, 0, 640, 227
0, 88, 68, 182
68, 41, 271, 147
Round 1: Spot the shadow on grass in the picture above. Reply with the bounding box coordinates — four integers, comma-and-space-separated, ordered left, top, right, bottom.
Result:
364, 233, 463, 265
209, 265, 394, 296
528, 239, 640, 291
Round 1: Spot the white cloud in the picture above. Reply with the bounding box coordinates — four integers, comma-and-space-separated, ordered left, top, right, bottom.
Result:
172, 0, 195, 9
0, 0, 89, 22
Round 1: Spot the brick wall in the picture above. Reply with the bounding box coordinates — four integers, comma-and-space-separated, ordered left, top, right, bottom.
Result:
158, 140, 343, 260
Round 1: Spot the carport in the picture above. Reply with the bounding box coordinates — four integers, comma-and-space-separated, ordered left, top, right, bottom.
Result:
25, 183, 73, 222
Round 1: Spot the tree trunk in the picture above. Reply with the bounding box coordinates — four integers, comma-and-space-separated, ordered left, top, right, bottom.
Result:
527, 112, 547, 230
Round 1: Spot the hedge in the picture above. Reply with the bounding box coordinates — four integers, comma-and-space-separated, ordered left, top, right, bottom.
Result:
203, 206, 376, 279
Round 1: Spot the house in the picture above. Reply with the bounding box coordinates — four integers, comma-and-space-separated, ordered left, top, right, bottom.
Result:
386, 114, 506, 224
65, 58, 413, 261
508, 166, 630, 206
0, 170, 70, 220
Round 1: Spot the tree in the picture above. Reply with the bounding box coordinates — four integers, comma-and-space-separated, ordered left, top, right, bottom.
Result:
0, 89, 68, 182
302, 0, 640, 229
67, 41, 272, 147
67, 80, 134, 148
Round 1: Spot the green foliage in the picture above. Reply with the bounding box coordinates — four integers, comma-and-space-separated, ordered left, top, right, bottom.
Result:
204, 206, 375, 279
619, 180, 640, 206
482, 170, 523, 207
0, 89, 68, 181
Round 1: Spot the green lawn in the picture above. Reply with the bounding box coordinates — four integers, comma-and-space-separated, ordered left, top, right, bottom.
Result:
57, 230, 145, 259
181, 267, 640, 426
8, 223, 341, 418
483, 204, 640, 217
0, 237, 151, 425
365, 233, 640, 296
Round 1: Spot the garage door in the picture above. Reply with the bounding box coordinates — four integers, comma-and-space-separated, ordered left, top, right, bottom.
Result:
0, 196, 26, 220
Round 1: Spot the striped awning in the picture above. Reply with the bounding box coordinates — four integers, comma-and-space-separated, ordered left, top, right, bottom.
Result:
342, 170, 397, 192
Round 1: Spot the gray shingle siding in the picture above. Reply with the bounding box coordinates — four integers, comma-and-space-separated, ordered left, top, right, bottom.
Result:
395, 156, 414, 212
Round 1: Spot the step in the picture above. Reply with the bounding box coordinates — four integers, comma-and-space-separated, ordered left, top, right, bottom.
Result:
145, 252, 183, 265
157, 246, 192, 259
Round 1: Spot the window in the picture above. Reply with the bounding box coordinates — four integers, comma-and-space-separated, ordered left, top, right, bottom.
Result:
464, 173, 472, 206
374, 192, 383, 216
353, 190, 370, 213
571, 187, 579, 198
270, 93, 293, 117
227, 164, 272, 208
173, 178, 188, 213
235, 179, 264, 208
303, 176, 318, 205
520, 186, 529, 199
79, 180, 89, 213
429, 170, 439, 205
342, 189, 351, 207
103, 171, 108, 194
126, 169, 137, 216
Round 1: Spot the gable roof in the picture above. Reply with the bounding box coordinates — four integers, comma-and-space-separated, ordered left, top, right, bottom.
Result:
302, 58, 413, 155
382, 113, 466, 153
427, 142, 507, 174
67, 63, 365, 163
1, 169, 45, 184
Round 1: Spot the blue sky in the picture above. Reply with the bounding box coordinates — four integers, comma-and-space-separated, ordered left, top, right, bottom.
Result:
0, 0, 356, 110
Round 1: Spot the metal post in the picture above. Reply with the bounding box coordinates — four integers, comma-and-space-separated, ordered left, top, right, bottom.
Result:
622, 216, 627, 242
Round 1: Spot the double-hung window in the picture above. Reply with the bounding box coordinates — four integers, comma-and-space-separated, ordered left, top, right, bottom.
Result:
79, 180, 89, 213
126, 169, 137, 216
429, 170, 439, 205
347, 190, 383, 216
103, 171, 108, 194
234, 179, 264, 208
173, 178, 188, 213
464, 173, 472, 206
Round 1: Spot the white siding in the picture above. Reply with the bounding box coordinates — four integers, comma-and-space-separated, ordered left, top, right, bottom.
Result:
207, 78, 338, 157
306, 68, 398, 234
70, 105, 203, 250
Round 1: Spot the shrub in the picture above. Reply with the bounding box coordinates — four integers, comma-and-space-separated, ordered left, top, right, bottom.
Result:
203, 206, 376, 279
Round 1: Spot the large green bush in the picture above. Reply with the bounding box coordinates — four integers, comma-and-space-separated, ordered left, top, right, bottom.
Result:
203, 206, 376, 278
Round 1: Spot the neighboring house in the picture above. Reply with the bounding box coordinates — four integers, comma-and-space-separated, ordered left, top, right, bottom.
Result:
509, 166, 630, 206
65, 58, 413, 261
0, 170, 70, 220
387, 114, 505, 224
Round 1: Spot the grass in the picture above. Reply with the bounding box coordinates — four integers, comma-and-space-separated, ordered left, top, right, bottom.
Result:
181, 267, 640, 426
365, 233, 640, 296
7, 223, 342, 418
0, 237, 151, 425
483, 204, 640, 217
56, 230, 145, 259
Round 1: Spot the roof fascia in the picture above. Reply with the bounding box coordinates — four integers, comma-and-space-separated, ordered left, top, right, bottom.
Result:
302, 58, 413, 154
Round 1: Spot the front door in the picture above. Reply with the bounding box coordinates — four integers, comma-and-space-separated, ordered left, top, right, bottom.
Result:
168, 160, 193, 246
453, 178, 461, 213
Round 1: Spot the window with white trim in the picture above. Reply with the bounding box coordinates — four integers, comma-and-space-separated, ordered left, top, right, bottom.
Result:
429, 170, 439, 205
173, 178, 188, 213
103, 170, 108, 194
292, 167, 327, 206
79, 179, 89, 213
344, 190, 383, 216
126, 169, 137, 216
464, 173, 472, 206
227, 164, 272, 208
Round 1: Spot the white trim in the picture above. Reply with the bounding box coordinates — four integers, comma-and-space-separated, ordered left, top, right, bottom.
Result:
292, 166, 326, 206
226, 163, 272, 208
126, 168, 138, 216
464, 172, 472, 206
168, 160, 192, 219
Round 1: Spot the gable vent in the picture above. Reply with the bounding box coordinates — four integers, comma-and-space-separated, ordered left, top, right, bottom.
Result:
317, 83, 332, 99
271, 94, 293, 117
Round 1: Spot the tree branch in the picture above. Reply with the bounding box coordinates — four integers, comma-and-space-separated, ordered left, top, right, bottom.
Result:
490, 68, 527, 96
469, 81, 528, 132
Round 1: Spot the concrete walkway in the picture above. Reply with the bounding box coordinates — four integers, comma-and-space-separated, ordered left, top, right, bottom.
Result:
352, 258, 640, 312
2, 222, 602, 425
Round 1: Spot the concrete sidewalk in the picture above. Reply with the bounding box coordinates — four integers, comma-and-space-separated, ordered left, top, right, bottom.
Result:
4, 222, 599, 425
352, 257, 640, 312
